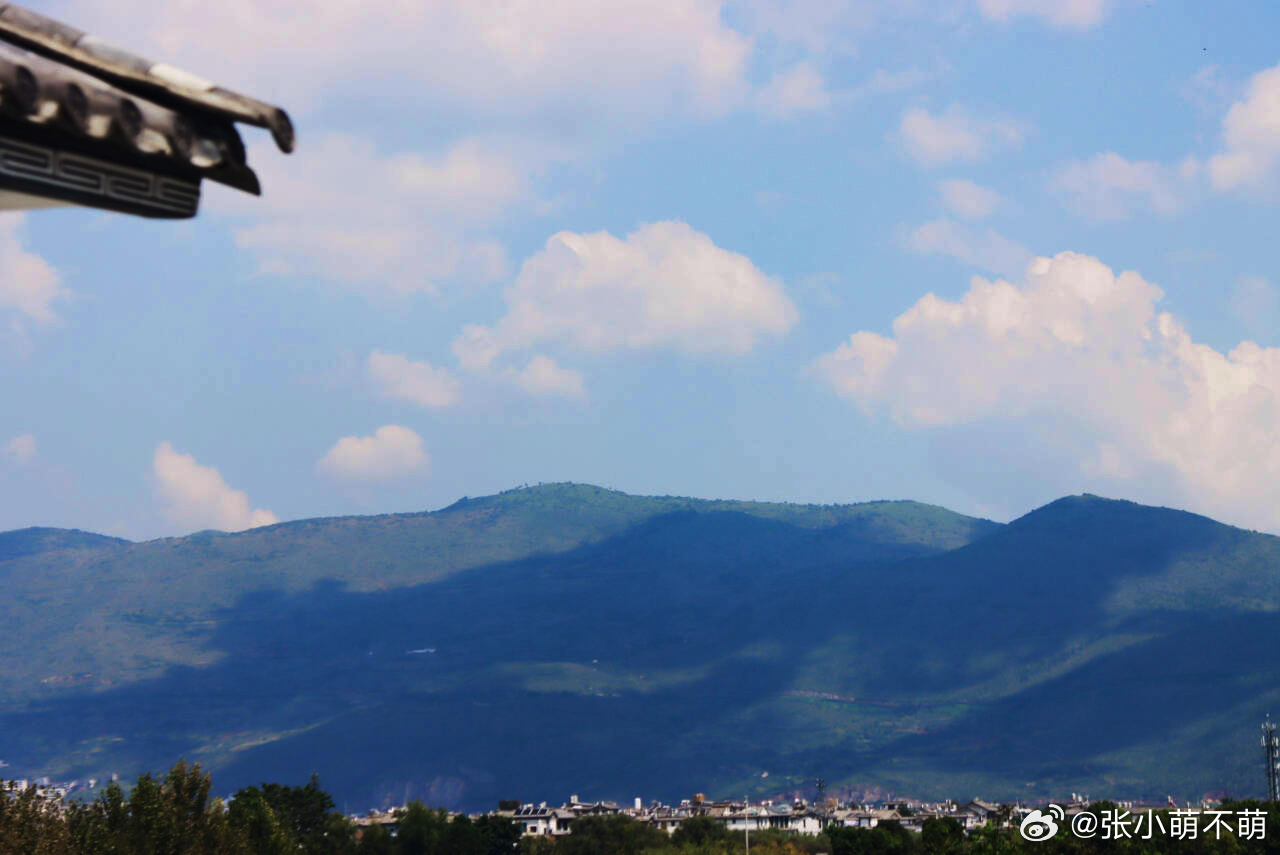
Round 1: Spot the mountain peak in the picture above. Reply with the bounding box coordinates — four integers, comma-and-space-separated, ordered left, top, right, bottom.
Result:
0, 526, 130, 562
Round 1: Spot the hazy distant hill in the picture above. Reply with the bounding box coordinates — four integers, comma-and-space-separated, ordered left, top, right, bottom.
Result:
0, 526, 128, 562
2, 485, 1277, 811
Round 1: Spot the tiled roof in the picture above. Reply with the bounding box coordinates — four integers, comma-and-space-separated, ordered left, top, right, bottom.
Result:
0, 4, 292, 151
0, 3, 293, 217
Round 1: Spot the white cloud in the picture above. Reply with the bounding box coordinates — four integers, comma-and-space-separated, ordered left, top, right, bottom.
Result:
756, 62, 831, 118
0, 215, 63, 323
512, 355, 587, 399
153, 442, 278, 532
454, 221, 796, 369
1209, 62, 1280, 192
55, 0, 752, 119
939, 179, 1001, 219
3, 433, 36, 464
1182, 64, 1234, 118
976, 0, 1108, 29
812, 251, 1280, 532
1052, 152, 1198, 221
367, 351, 461, 408
211, 134, 537, 293
906, 218, 1032, 279
898, 106, 1026, 166
318, 425, 429, 481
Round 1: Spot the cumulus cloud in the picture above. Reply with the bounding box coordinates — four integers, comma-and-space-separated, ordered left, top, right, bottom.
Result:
906, 218, 1032, 279
3, 433, 36, 464
898, 106, 1026, 166
318, 425, 429, 481
756, 62, 831, 118
1053, 153, 1198, 220
0, 215, 63, 323
367, 351, 461, 408
511, 355, 587, 400
56, 0, 752, 119
812, 251, 1280, 532
1209, 62, 1280, 192
153, 442, 278, 532
976, 0, 1108, 29
210, 134, 535, 293
939, 179, 1001, 219
453, 221, 796, 369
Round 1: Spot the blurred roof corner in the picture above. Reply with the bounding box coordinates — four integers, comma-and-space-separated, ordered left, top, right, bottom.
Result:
0, 2, 294, 219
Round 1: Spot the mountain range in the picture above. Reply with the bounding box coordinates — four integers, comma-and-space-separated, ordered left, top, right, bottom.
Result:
2, 483, 1277, 812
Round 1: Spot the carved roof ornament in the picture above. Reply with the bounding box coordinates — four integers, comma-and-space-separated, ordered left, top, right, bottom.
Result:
0, 3, 293, 219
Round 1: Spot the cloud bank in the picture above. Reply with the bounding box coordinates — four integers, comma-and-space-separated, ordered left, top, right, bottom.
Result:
813, 252, 1280, 531
0, 215, 63, 323
976, 0, 1109, 30
454, 221, 796, 370
898, 106, 1026, 166
153, 442, 278, 532
367, 351, 461, 408
318, 425, 429, 481
1210, 62, 1280, 192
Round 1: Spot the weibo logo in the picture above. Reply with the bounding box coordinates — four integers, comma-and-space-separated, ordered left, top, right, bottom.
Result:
1020, 805, 1065, 841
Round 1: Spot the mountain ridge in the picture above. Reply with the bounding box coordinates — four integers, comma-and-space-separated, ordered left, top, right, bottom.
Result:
2, 484, 1275, 811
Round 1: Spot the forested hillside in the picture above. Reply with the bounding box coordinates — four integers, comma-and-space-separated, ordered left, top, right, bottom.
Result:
3, 485, 1277, 811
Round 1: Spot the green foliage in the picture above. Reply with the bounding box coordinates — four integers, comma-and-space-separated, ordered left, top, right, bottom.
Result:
357, 822, 394, 855
828, 822, 917, 855
227, 786, 292, 854
393, 800, 449, 854
474, 813, 523, 855
8, 775, 1280, 855
232, 773, 336, 851
0, 780, 71, 855
554, 813, 669, 854
671, 814, 733, 847
921, 818, 964, 854
0, 761, 359, 855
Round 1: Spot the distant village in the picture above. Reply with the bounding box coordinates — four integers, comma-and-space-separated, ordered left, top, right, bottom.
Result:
350, 792, 1218, 840
3, 772, 1244, 847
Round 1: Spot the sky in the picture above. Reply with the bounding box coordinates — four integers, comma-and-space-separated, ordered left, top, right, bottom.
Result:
2, 0, 1279, 539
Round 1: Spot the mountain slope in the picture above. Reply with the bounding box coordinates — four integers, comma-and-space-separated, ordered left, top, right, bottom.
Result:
0, 484, 995, 704
3, 488, 1277, 811
0, 526, 128, 562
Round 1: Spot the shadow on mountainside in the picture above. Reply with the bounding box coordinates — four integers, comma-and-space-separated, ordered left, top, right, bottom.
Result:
3, 499, 1278, 809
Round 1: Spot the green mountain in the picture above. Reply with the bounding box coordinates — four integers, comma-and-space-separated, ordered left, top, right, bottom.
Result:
0, 526, 128, 562
2, 485, 1276, 811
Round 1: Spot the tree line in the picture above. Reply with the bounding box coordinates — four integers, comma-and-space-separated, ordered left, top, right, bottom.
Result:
4, 762, 1280, 854
0, 761, 519, 855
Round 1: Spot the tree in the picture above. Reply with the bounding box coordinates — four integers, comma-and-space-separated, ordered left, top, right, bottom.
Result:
827, 823, 917, 855
474, 813, 522, 855
66, 782, 129, 855
394, 801, 450, 855
556, 814, 667, 855
920, 817, 963, 854
358, 821, 395, 855
226, 786, 292, 855
671, 814, 732, 847
235, 774, 349, 853
439, 814, 486, 855
0, 781, 71, 855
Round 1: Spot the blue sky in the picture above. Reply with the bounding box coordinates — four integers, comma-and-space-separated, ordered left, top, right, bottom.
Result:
3, 0, 1280, 539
